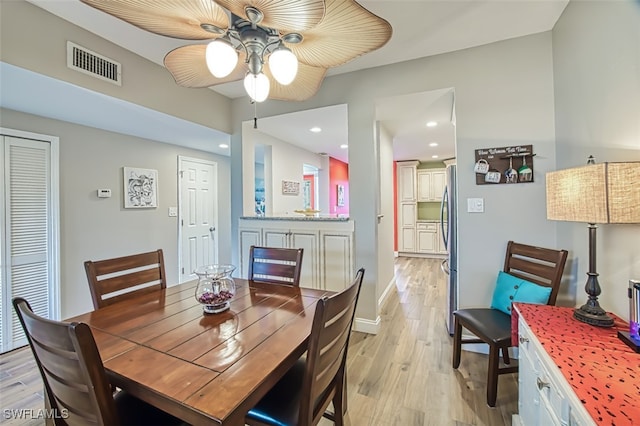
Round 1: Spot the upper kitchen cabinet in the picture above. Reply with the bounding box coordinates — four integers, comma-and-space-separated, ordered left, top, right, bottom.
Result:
417, 168, 446, 202
398, 161, 419, 202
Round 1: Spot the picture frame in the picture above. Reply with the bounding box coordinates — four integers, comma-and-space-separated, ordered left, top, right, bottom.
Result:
123, 167, 158, 208
282, 180, 300, 195
337, 184, 345, 207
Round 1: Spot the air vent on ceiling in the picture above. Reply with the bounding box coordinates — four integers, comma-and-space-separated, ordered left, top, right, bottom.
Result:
67, 41, 121, 86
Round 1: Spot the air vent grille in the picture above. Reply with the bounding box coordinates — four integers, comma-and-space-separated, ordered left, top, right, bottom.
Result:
67, 41, 121, 85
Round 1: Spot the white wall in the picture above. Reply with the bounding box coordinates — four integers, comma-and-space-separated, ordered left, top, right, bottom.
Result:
552, 0, 640, 318
0, 108, 232, 318
231, 32, 558, 324
376, 122, 396, 305
0, 0, 231, 134
240, 121, 324, 216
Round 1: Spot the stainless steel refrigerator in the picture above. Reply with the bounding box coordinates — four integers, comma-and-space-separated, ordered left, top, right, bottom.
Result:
440, 165, 458, 335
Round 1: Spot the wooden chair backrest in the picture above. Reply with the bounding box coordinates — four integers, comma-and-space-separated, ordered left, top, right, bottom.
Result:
248, 246, 304, 286
84, 249, 166, 309
503, 241, 568, 305
299, 268, 365, 425
12, 297, 119, 426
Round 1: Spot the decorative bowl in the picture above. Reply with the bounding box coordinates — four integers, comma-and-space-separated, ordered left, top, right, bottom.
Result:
194, 264, 236, 314
294, 209, 321, 216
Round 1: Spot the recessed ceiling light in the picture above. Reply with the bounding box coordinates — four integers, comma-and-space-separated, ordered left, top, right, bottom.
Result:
432, 155, 439, 159
219, 143, 229, 148
340, 144, 348, 149
426, 121, 438, 127
429, 142, 438, 147
310, 127, 322, 133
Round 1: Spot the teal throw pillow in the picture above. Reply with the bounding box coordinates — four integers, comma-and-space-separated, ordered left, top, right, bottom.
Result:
490, 271, 552, 315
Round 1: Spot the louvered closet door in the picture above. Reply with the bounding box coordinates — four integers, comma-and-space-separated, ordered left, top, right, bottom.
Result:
1, 136, 52, 352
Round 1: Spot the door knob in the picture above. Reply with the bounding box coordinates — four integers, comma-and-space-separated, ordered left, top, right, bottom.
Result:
209, 227, 215, 232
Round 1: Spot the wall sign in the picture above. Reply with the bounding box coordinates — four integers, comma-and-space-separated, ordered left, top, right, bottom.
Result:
281, 180, 300, 195
474, 145, 535, 185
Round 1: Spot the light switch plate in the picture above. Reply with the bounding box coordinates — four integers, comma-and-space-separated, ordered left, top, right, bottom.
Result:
467, 198, 484, 213
168, 207, 178, 217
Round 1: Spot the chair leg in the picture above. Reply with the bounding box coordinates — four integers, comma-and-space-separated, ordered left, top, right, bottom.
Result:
333, 368, 345, 426
452, 316, 462, 369
502, 347, 511, 365
487, 344, 500, 407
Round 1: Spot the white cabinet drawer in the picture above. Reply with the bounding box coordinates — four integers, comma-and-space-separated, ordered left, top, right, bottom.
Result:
534, 350, 568, 425
416, 222, 436, 231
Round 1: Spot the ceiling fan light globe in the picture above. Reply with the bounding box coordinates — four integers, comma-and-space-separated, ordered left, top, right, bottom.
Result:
205, 39, 238, 78
269, 47, 298, 85
244, 72, 270, 102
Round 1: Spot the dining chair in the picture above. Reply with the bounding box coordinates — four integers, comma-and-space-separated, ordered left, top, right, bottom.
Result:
245, 268, 365, 426
452, 241, 568, 407
84, 249, 166, 309
248, 246, 304, 286
12, 297, 186, 426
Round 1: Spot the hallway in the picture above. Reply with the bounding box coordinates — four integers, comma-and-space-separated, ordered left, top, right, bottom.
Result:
327, 256, 518, 425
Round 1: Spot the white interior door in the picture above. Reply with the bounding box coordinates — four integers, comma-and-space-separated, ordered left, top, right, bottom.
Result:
1, 130, 59, 353
179, 156, 218, 282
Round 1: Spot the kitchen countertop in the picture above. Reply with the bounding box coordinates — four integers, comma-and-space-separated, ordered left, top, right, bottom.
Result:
240, 215, 350, 222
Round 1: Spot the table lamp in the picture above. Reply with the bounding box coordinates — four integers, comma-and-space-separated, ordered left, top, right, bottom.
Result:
546, 160, 640, 327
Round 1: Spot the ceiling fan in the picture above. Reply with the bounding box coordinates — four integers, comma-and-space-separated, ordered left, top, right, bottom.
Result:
79, 0, 392, 102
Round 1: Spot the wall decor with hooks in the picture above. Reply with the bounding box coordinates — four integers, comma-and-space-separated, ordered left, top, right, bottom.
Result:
474, 145, 536, 185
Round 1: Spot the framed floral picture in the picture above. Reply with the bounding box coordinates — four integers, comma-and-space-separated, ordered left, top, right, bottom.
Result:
123, 167, 158, 208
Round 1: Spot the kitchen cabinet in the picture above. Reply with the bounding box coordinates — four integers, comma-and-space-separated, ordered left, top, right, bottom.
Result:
239, 218, 354, 291
320, 231, 354, 292
514, 304, 606, 426
416, 222, 437, 253
397, 161, 419, 253
399, 203, 417, 252
397, 162, 447, 256
398, 161, 419, 202
417, 168, 446, 202
415, 222, 448, 255
239, 226, 261, 277
263, 228, 319, 289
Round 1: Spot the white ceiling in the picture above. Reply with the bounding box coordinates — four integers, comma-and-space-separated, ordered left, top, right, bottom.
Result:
4, 0, 568, 162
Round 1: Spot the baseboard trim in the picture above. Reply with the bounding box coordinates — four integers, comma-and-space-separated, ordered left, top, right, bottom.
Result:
353, 316, 380, 335
397, 252, 447, 259
378, 276, 397, 307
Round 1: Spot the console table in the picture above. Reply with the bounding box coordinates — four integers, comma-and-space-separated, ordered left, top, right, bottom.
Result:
513, 303, 639, 426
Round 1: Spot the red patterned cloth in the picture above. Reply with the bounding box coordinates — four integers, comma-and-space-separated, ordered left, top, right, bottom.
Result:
513, 303, 639, 426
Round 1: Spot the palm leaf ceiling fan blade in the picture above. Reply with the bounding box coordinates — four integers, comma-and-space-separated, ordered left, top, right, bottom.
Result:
290, 0, 392, 68
164, 45, 248, 88
82, 0, 391, 102
79, 0, 229, 39
214, 0, 325, 32
266, 64, 327, 101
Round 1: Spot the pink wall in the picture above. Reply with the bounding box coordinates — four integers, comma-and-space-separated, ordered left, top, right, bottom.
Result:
329, 157, 349, 215
303, 174, 315, 209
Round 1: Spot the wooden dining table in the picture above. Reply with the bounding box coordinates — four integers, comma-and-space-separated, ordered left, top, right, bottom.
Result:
66, 278, 332, 425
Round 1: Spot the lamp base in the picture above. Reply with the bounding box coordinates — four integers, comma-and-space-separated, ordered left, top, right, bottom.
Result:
617, 331, 640, 353
573, 305, 614, 327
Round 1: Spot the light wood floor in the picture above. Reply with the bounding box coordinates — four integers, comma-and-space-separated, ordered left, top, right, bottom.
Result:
0, 257, 518, 425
